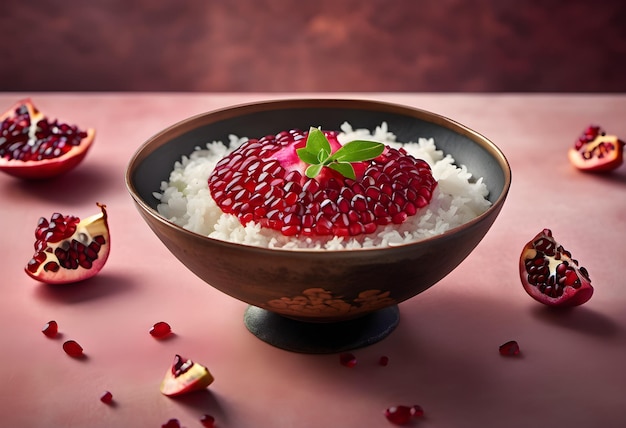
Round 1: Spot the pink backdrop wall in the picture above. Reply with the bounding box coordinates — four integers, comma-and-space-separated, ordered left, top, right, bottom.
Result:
2, 0, 625, 92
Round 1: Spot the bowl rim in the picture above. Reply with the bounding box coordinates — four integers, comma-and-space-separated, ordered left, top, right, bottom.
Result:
125, 97, 512, 255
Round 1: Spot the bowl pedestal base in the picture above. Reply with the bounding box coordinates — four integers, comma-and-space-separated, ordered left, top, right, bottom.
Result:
243, 305, 400, 354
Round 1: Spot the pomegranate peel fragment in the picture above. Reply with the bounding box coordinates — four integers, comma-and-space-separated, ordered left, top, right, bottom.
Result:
0, 98, 95, 179
160, 354, 214, 397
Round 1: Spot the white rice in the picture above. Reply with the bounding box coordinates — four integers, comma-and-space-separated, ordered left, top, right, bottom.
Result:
154, 122, 491, 250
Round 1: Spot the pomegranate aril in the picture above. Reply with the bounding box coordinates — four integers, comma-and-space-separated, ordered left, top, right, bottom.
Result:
42, 320, 58, 338
100, 391, 113, 404
499, 340, 520, 356
339, 352, 357, 368
200, 414, 216, 428
384, 405, 412, 425
162, 419, 181, 428
150, 321, 172, 339
379, 355, 389, 366
63, 340, 84, 357
410, 405, 425, 418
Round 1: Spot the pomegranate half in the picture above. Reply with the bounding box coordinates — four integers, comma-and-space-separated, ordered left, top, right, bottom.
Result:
519, 229, 593, 307
568, 125, 624, 172
0, 98, 95, 179
25, 203, 110, 284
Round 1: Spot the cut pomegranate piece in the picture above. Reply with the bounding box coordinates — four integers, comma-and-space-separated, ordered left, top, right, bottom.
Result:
208, 128, 437, 237
63, 340, 84, 358
25, 203, 110, 284
339, 352, 357, 368
499, 340, 521, 356
0, 98, 95, 179
42, 320, 58, 338
160, 354, 214, 397
149, 321, 172, 339
100, 391, 113, 404
519, 229, 593, 307
568, 125, 624, 172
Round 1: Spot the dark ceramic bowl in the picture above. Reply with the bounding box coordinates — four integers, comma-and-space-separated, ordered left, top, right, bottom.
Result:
126, 99, 511, 353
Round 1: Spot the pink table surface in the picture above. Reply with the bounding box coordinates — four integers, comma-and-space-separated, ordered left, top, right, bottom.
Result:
0, 93, 624, 428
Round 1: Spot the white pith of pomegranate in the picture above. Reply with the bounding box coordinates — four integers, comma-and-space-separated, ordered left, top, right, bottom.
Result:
25, 203, 110, 284
208, 128, 437, 237
519, 229, 593, 307
0, 98, 95, 179
160, 354, 214, 397
568, 125, 624, 172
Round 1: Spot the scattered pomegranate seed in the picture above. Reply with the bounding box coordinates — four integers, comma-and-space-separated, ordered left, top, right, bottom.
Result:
379, 355, 389, 366
339, 352, 357, 368
149, 321, 172, 339
200, 414, 216, 427
42, 320, 58, 338
62, 340, 84, 358
161, 419, 181, 428
499, 340, 520, 356
384, 405, 412, 425
100, 391, 113, 404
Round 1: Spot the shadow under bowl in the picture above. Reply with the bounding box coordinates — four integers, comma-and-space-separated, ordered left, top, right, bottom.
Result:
126, 98, 511, 353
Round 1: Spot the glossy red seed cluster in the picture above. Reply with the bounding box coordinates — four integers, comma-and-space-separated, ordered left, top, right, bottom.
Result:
149, 321, 172, 339
574, 125, 618, 160
208, 129, 436, 237
25, 212, 106, 274
0, 104, 87, 162
499, 340, 521, 356
42, 320, 58, 338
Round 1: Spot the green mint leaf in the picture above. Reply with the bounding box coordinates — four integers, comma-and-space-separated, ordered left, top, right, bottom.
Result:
329, 140, 385, 163
305, 163, 324, 179
296, 147, 321, 165
306, 127, 332, 156
329, 162, 356, 180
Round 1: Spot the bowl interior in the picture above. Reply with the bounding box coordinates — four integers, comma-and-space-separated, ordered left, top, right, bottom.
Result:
128, 99, 509, 213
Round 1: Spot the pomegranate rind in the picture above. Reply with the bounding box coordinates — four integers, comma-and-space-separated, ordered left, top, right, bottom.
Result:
519, 229, 593, 307
24, 203, 110, 285
0, 98, 95, 179
160, 356, 214, 397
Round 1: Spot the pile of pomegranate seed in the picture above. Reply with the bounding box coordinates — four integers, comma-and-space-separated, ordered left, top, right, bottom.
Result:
384, 404, 424, 425
208, 129, 436, 237
149, 321, 172, 339
62, 340, 84, 358
42, 320, 58, 338
499, 340, 521, 356
0, 104, 87, 162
